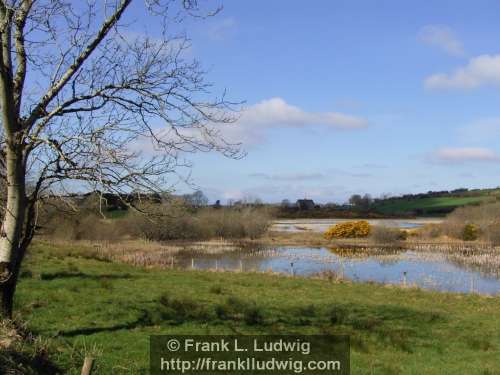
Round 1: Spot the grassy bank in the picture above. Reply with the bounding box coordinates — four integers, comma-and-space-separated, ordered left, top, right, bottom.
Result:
11, 241, 500, 374
372, 196, 489, 215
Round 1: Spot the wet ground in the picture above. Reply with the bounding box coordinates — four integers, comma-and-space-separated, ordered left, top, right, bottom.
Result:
176, 244, 500, 295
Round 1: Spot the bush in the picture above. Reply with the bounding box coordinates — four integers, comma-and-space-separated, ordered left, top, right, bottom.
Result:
324, 221, 371, 239
370, 225, 407, 244
123, 200, 200, 241
462, 224, 480, 241
42, 211, 124, 241
126, 204, 271, 241
41, 197, 271, 242
196, 208, 270, 239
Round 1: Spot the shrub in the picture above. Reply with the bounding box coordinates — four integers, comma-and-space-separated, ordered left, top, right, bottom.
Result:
126, 204, 271, 241
42, 197, 271, 242
462, 224, 480, 241
42, 211, 124, 241
124, 200, 200, 241
196, 208, 271, 240
324, 221, 371, 239
370, 225, 407, 244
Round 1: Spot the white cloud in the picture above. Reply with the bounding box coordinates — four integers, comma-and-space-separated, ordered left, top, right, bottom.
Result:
418, 25, 464, 56
129, 97, 368, 152
244, 97, 367, 128
432, 147, 500, 163
425, 55, 500, 89
224, 97, 368, 144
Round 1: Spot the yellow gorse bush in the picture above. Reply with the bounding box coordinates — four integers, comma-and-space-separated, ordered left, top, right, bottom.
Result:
324, 220, 371, 239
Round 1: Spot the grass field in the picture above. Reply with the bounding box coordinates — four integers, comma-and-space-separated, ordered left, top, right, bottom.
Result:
372, 196, 490, 215
12, 241, 500, 374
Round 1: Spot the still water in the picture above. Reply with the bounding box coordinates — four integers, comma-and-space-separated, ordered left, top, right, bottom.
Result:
176, 246, 500, 295
272, 218, 442, 232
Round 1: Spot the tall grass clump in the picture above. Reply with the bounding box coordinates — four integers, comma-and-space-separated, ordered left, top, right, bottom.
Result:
416, 224, 442, 239
370, 225, 407, 244
0, 320, 59, 374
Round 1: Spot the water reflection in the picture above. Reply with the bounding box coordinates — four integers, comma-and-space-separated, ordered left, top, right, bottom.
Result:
176, 246, 500, 295
272, 218, 442, 233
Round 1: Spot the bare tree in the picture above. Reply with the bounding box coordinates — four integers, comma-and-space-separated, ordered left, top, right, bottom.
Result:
0, 0, 241, 318
183, 190, 208, 207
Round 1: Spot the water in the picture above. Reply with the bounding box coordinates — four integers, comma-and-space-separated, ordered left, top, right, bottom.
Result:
176, 246, 500, 295
272, 218, 442, 233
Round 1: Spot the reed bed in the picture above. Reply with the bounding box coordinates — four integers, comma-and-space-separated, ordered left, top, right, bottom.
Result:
39, 235, 500, 292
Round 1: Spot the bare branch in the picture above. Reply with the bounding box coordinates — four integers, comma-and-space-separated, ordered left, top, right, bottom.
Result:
23, 0, 132, 130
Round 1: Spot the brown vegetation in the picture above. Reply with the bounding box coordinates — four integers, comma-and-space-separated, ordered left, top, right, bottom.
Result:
441, 202, 500, 243
370, 225, 408, 245
40, 200, 271, 243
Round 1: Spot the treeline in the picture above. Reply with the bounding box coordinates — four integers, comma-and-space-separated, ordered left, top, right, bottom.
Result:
376, 187, 496, 202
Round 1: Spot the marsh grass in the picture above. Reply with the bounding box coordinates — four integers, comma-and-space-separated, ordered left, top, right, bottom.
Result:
370, 225, 407, 244
12, 241, 500, 374
0, 319, 60, 374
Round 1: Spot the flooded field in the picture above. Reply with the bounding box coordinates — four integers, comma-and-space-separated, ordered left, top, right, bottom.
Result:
272, 218, 442, 232
176, 245, 500, 295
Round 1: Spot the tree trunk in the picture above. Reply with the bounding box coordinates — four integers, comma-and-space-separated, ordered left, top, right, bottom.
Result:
0, 144, 27, 319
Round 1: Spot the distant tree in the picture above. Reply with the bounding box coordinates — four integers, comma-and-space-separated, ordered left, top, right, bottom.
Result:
281, 199, 291, 208
349, 194, 363, 207
349, 193, 372, 210
253, 198, 263, 206
183, 190, 209, 208
361, 194, 373, 208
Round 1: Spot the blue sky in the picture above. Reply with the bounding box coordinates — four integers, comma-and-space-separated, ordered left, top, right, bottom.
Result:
132, 1, 500, 203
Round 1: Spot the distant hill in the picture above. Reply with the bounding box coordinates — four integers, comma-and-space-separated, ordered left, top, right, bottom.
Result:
371, 188, 500, 216
277, 187, 500, 218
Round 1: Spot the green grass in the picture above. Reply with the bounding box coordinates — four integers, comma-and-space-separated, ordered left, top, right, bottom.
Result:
373, 196, 489, 214
13, 241, 500, 374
